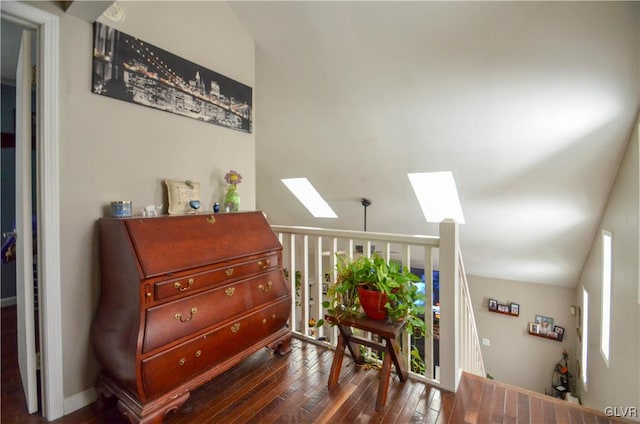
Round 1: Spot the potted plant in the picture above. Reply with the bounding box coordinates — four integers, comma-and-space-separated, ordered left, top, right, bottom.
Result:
320, 253, 427, 338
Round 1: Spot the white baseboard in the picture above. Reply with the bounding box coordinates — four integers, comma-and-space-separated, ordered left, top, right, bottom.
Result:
1, 297, 17, 307
64, 387, 96, 415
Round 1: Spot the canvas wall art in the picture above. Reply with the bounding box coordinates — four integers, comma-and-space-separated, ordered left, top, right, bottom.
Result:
92, 22, 253, 133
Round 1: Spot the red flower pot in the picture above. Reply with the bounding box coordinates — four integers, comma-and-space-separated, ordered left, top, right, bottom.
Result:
358, 287, 388, 320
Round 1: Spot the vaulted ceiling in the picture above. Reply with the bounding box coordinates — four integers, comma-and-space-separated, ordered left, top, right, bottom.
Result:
229, 1, 639, 287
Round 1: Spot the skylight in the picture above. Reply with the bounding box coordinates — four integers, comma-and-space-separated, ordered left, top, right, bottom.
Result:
281, 178, 337, 218
408, 172, 465, 224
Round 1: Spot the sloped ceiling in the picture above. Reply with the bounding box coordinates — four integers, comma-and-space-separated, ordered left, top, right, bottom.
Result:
229, 1, 639, 288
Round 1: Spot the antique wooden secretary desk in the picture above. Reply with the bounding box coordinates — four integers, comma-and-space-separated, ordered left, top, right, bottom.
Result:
92, 212, 291, 423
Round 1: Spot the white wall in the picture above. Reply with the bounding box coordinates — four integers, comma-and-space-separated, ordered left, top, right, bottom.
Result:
30, 0, 255, 404
468, 274, 577, 394
577, 122, 639, 416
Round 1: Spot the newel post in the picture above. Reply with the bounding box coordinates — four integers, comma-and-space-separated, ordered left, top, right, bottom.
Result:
439, 219, 460, 392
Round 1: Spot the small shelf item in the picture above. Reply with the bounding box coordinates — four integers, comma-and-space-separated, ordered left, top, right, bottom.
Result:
488, 299, 519, 317
528, 321, 564, 341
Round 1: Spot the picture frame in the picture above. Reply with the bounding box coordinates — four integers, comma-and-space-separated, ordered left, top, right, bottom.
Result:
498, 304, 509, 313
488, 299, 498, 311
529, 322, 539, 334
554, 325, 565, 341
92, 22, 253, 133
535, 315, 554, 335
510, 303, 520, 316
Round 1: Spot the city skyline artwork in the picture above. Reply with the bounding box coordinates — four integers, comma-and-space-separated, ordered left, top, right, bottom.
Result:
91, 22, 253, 133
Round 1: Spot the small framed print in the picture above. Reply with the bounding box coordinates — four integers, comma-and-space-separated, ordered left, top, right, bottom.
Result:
488, 299, 498, 311
554, 325, 565, 341
498, 304, 509, 313
529, 322, 539, 334
510, 303, 520, 316
535, 315, 554, 335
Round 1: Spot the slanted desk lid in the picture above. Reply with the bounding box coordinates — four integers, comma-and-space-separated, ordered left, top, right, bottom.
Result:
124, 212, 280, 278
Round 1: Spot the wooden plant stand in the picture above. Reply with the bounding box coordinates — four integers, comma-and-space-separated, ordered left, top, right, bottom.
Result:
325, 315, 408, 411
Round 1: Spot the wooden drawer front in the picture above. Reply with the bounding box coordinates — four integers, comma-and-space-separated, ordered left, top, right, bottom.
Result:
143, 270, 287, 353
124, 212, 282, 278
153, 253, 281, 301
141, 298, 290, 399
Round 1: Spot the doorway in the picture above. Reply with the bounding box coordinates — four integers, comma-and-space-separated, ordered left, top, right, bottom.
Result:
1, 2, 63, 420
1, 15, 40, 415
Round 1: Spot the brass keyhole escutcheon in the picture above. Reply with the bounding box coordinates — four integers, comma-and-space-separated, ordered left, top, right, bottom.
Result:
225, 287, 235, 297
262, 318, 267, 325
231, 323, 241, 333
259, 281, 273, 293
195, 350, 202, 358
178, 358, 186, 366
175, 307, 197, 323
174, 278, 194, 292
206, 216, 216, 224
257, 259, 270, 269
226, 268, 234, 277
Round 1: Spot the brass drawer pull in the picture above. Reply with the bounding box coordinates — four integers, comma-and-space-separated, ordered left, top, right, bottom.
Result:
179, 358, 186, 366
231, 323, 241, 333
225, 287, 235, 297
257, 259, 270, 269
195, 350, 202, 358
258, 281, 273, 293
272, 314, 277, 320
175, 307, 197, 323
206, 216, 216, 224
225, 268, 234, 277
262, 318, 267, 325
174, 278, 194, 292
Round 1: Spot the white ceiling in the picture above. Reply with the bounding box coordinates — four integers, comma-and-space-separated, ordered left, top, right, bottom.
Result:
229, 1, 639, 287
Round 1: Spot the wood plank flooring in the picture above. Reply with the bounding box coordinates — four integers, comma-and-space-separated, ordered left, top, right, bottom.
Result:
1, 305, 634, 423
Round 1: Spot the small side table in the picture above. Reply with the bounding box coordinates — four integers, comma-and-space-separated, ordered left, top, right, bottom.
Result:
326, 315, 408, 411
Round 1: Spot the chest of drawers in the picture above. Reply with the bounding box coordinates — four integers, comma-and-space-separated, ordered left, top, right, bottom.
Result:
92, 212, 291, 423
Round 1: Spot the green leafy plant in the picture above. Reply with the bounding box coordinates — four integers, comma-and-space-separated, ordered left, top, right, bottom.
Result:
321, 253, 426, 333
319, 253, 428, 371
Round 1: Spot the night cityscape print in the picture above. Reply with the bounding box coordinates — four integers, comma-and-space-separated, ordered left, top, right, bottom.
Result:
92, 22, 253, 133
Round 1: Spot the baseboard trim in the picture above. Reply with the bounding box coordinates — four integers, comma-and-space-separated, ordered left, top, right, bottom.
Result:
63, 387, 96, 415
1, 297, 17, 307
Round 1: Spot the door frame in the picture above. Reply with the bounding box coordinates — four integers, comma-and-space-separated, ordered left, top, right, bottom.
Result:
1, 1, 63, 420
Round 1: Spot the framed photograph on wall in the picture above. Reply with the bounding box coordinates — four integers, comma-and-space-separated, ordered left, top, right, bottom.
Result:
535, 315, 554, 335
488, 299, 498, 311
554, 325, 565, 341
529, 322, 539, 334
510, 303, 520, 316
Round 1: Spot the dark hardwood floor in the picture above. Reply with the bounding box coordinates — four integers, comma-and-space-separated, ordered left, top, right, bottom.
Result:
1, 305, 633, 423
